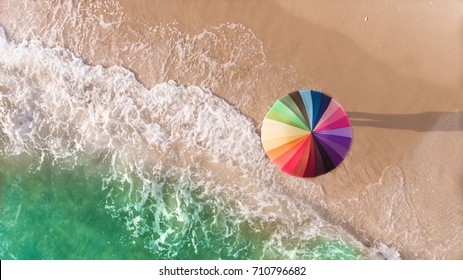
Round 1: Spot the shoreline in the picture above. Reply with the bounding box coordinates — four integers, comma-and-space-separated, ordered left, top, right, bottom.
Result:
0, 0, 462, 259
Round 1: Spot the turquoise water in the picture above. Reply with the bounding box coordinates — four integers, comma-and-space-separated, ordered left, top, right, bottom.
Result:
0, 157, 148, 259
0, 156, 361, 260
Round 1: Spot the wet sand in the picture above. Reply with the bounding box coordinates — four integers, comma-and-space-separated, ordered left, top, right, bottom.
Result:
1, 0, 462, 259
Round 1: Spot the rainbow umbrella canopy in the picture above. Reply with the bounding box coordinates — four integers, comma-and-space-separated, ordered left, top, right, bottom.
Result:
261, 90, 352, 178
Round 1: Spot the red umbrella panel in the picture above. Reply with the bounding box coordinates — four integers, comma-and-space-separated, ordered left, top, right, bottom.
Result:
261, 90, 352, 178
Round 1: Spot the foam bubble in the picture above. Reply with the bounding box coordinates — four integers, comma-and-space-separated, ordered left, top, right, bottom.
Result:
375, 243, 401, 260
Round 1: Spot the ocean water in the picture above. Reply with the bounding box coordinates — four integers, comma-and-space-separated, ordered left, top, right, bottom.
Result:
0, 157, 360, 260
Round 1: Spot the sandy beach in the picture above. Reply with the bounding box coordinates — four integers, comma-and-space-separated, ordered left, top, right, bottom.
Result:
0, 0, 462, 259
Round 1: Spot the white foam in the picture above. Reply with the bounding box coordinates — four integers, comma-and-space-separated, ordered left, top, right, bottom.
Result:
371, 243, 401, 260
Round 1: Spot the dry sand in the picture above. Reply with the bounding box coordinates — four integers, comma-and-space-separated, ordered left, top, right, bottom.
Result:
1, 0, 462, 259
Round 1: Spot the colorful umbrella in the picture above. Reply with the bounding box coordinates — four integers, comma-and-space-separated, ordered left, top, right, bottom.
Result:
261, 90, 352, 178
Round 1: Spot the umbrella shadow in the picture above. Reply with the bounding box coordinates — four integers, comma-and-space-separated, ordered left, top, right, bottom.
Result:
348, 111, 463, 132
